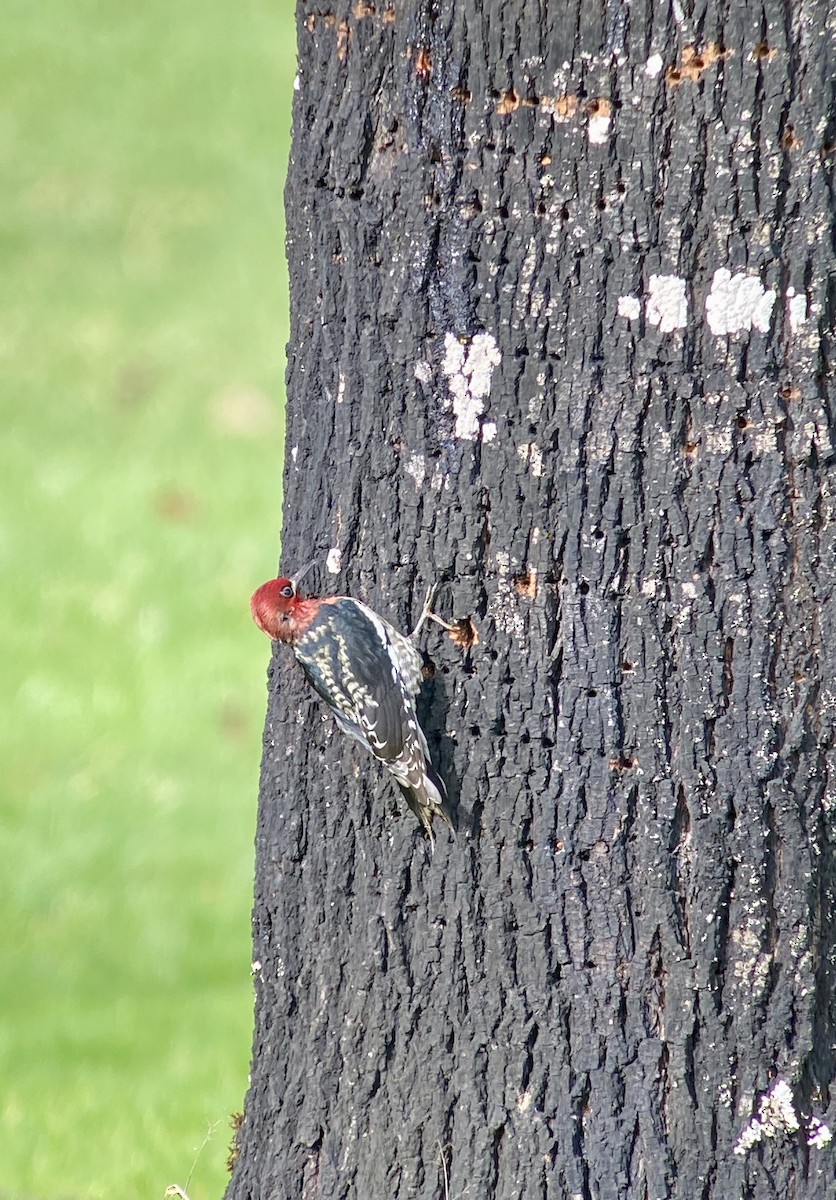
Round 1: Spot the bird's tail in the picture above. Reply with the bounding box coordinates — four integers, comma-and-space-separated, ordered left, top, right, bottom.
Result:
399, 759, 455, 841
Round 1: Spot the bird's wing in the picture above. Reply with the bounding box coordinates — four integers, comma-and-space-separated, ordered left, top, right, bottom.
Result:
298, 598, 423, 764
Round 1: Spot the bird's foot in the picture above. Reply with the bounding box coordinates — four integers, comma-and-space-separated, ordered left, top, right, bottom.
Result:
410, 583, 456, 638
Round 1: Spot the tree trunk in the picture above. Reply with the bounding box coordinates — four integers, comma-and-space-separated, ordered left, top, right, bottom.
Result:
227, 2, 836, 1197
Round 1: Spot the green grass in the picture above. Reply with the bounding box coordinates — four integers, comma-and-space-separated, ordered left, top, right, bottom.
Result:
0, 2, 295, 1195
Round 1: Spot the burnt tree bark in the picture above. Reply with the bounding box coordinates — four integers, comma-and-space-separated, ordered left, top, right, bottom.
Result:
228, 2, 836, 1197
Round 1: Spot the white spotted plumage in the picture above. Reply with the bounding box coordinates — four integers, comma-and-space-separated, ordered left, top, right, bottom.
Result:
290, 596, 452, 840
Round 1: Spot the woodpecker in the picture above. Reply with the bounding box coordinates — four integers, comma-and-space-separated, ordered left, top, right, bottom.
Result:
250, 565, 454, 841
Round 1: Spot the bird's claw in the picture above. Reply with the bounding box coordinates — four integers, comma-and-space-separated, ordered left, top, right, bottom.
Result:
410, 582, 456, 638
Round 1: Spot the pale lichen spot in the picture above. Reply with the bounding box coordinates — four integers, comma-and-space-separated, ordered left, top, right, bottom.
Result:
705, 268, 776, 335
646, 274, 688, 332
734, 1079, 800, 1157
481, 420, 497, 443
705, 427, 733, 455
645, 53, 664, 77
617, 295, 641, 321
517, 443, 544, 476
326, 547, 342, 575
336, 373, 346, 404
442, 331, 501, 440
406, 452, 426, 490
588, 111, 611, 144
807, 1118, 832, 1149
787, 287, 808, 333
414, 359, 433, 385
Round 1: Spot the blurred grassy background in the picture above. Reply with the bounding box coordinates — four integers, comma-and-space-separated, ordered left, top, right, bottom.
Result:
0, 1, 295, 1196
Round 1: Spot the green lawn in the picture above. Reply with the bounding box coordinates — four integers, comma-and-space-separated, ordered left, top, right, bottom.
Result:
0, 2, 294, 1195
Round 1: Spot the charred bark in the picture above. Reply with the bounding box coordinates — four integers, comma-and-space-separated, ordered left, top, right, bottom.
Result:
228, 1, 836, 1197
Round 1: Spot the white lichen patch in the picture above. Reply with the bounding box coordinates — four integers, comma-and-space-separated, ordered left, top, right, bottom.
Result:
645, 53, 664, 77
787, 287, 808, 333
588, 112, 611, 144
336, 373, 346, 404
646, 274, 688, 332
617, 295, 641, 321
704, 427, 733, 455
442, 331, 501, 440
414, 360, 433, 385
807, 1118, 832, 1149
481, 421, 497, 443
488, 551, 527, 641
517, 442, 544, 476
754, 426, 777, 455
326, 547, 342, 574
405, 452, 426, 490
734, 1079, 800, 1156
705, 268, 776, 336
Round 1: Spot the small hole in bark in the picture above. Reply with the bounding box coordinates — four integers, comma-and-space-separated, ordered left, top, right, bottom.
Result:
609, 754, 637, 771
753, 41, 772, 59
667, 67, 682, 83
592, 528, 604, 540
587, 688, 597, 698
514, 571, 537, 599
485, 140, 496, 150
415, 48, 432, 78
498, 204, 509, 218
579, 581, 590, 595
596, 197, 607, 211
621, 659, 635, 672
780, 383, 800, 400
542, 736, 555, 748
536, 201, 547, 215
520, 731, 530, 744
653, 196, 664, 210
821, 140, 835, 156
524, 839, 534, 853
469, 725, 481, 737
553, 838, 565, 853
615, 180, 627, 195
736, 414, 750, 429
449, 618, 479, 650
781, 125, 800, 150
559, 205, 570, 221
495, 89, 520, 115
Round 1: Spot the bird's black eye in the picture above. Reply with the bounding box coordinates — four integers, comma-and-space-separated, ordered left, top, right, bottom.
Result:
280, 584, 294, 598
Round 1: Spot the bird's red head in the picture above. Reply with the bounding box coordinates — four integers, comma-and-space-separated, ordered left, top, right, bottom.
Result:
250, 562, 318, 644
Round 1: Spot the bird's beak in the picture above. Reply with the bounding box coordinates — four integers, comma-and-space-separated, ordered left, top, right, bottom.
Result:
290, 560, 318, 589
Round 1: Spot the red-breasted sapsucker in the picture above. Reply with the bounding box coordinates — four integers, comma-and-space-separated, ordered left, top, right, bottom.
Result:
250, 566, 454, 841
